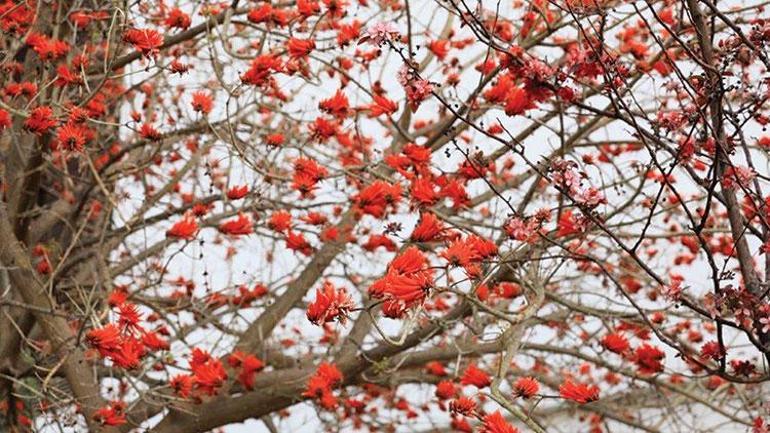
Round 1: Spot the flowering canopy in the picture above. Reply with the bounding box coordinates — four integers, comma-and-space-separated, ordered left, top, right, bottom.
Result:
1, 0, 770, 432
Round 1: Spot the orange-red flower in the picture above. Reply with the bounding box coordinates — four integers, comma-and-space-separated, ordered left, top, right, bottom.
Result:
226, 185, 249, 200
0, 109, 10, 131
307, 282, 355, 325
117, 302, 142, 333
304, 362, 343, 409
435, 380, 457, 400
268, 210, 292, 233
26, 33, 69, 61
286, 231, 313, 256
56, 123, 89, 151
601, 332, 630, 354
287, 38, 315, 59
93, 401, 127, 426
367, 94, 398, 118
170, 374, 194, 398
631, 343, 665, 374
460, 363, 491, 388
513, 376, 539, 398
448, 396, 476, 416
86, 324, 122, 357
319, 90, 350, 118
167, 214, 199, 240
559, 379, 600, 403
241, 54, 283, 86
354, 180, 402, 218
362, 234, 397, 252
191, 91, 213, 114
228, 350, 265, 390
123, 28, 164, 57
368, 247, 434, 318
410, 212, 444, 242
440, 235, 497, 277
219, 213, 253, 236
293, 157, 328, 197
191, 348, 227, 396
164, 8, 191, 29
480, 411, 519, 433
24, 106, 57, 134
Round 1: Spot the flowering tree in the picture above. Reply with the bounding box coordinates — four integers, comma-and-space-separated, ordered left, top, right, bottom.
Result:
2, 0, 770, 432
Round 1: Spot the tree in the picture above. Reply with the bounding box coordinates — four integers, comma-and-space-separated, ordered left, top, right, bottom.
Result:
0, 0, 769, 431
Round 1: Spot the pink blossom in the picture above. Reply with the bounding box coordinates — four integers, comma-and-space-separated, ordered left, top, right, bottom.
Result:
576, 187, 606, 208
398, 66, 434, 111
661, 279, 683, 302
721, 165, 756, 190
362, 22, 399, 46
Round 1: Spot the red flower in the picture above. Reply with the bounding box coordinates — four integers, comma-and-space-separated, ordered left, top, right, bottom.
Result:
109, 337, 145, 369
86, 324, 122, 357
228, 351, 265, 390
601, 332, 630, 354
191, 348, 227, 396
268, 211, 292, 233
56, 123, 89, 151
435, 380, 457, 400
425, 361, 447, 376
362, 234, 397, 252
226, 185, 249, 200
123, 28, 164, 57
368, 247, 433, 318
141, 331, 169, 351
410, 212, 444, 242
286, 231, 313, 256
165, 8, 191, 30
504, 86, 535, 116
170, 374, 194, 398
265, 133, 285, 146
241, 54, 283, 86
307, 282, 355, 325
337, 21, 361, 46
303, 362, 343, 409
367, 94, 398, 118
287, 38, 315, 59
139, 123, 162, 141
439, 178, 470, 208
480, 411, 519, 433
93, 401, 127, 426
26, 33, 69, 61
513, 376, 539, 398
460, 363, 490, 388
247, 3, 273, 23
428, 39, 450, 60
219, 213, 253, 236
166, 214, 199, 240
410, 177, 439, 206
700, 341, 726, 361
353, 180, 402, 218
452, 416, 473, 433
297, 0, 321, 17
117, 302, 142, 333
0, 109, 10, 130
293, 157, 328, 197
319, 90, 349, 118
191, 91, 213, 114
448, 396, 476, 416
309, 117, 339, 142
24, 106, 57, 134
440, 235, 497, 277
56, 65, 83, 87
631, 343, 665, 375
559, 379, 600, 403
